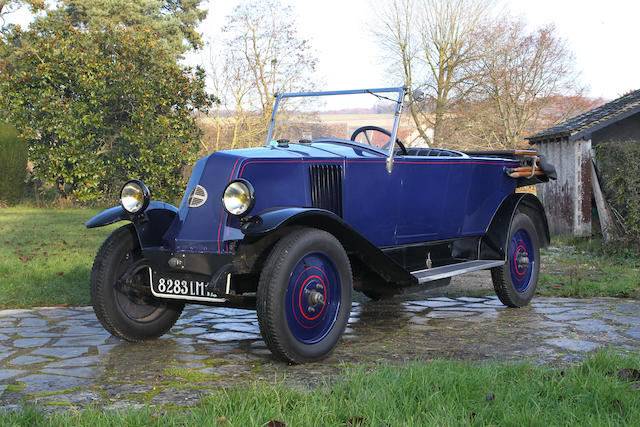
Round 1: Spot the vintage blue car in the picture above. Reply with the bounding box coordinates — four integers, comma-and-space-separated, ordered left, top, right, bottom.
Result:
86, 87, 556, 363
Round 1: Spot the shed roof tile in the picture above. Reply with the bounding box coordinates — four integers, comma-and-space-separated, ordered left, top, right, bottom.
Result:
527, 89, 640, 142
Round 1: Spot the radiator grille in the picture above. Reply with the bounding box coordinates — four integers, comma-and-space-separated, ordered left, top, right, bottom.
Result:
309, 164, 343, 216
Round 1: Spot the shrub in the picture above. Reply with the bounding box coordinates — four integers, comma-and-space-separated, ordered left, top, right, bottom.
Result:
0, 21, 213, 203
594, 140, 640, 244
0, 123, 27, 205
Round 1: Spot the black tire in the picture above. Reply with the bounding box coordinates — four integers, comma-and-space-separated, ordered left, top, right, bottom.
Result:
257, 228, 352, 364
491, 213, 540, 307
90, 224, 184, 341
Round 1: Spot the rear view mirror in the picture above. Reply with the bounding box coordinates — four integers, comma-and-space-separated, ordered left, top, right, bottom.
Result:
412, 89, 425, 103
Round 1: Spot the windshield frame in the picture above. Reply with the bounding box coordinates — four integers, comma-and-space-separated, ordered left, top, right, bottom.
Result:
266, 87, 407, 171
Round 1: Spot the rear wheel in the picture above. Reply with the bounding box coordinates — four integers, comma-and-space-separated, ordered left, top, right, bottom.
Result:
257, 228, 352, 364
491, 213, 540, 307
91, 224, 184, 341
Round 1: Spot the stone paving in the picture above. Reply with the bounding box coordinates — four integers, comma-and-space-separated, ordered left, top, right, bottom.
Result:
0, 294, 638, 412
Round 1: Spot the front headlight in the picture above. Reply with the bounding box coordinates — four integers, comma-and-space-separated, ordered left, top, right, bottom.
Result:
120, 179, 150, 214
222, 179, 255, 217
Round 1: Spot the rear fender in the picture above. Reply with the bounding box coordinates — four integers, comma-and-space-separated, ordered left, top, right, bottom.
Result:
86, 201, 178, 248
241, 208, 416, 286
480, 193, 550, 260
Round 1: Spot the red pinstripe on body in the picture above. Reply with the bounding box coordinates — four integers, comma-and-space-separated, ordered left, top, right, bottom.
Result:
237, 158, 515, 177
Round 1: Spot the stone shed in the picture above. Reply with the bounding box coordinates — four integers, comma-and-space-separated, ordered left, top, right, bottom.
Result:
527, 89, 640, 236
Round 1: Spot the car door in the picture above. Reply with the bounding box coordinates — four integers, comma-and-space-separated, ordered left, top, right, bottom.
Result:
341, 149, 401, 248
394, 150, 474, 245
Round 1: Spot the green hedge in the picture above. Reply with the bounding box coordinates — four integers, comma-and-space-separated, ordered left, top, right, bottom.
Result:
594, 140, 640, 241
0, 123, 27, 205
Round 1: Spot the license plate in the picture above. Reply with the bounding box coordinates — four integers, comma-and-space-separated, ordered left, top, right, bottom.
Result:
150, 271, 226, 303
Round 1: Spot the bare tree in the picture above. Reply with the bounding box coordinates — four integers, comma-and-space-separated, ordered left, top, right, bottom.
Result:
204, 0, 318, 151
373, 0, 492, 147
373, 0, 425, 140
475, 18, 582, 148
447, 83, 596, 153
205, 39, 260, 151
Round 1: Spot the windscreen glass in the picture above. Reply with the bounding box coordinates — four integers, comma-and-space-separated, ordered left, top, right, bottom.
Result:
269, 90, 421, 151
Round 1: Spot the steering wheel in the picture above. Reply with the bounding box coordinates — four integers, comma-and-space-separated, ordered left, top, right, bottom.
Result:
350, 125, 407, 155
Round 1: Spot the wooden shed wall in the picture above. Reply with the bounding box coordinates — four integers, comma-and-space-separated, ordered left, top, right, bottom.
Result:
537, 138, 592, 236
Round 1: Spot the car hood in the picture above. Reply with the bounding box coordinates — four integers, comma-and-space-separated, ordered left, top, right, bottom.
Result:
164, 142, 375, 253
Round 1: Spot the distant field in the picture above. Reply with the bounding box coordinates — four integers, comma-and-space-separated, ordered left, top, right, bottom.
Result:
316, 112, 414, 128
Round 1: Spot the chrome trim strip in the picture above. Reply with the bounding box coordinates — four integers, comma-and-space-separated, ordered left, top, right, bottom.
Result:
412, 260, 505, 284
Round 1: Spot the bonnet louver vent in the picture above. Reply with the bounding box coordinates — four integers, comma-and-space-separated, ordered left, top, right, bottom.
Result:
309, 164, 343, 217
187, 185, 208, 208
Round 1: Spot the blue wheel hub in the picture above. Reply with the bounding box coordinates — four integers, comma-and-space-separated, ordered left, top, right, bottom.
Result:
509, 228, 535, 292
285, 251, 341, 344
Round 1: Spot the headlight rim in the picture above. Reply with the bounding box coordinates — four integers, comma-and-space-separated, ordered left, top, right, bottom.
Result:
120, 179, 150, 214
222, 179, 255, 217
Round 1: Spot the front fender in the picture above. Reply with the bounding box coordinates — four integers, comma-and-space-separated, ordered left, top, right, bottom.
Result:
240, 207, 330, 236
242, 207, 416, 286
86, 205, 129, 228
86, 201, 178, 249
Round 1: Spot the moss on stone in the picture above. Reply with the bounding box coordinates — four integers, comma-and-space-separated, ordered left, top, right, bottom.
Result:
6, 383, 25, 392
28, 386, 91, 398
163, 367, 221, 382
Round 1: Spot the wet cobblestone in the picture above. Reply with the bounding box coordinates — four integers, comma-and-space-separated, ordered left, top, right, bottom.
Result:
0, 295, 638, 412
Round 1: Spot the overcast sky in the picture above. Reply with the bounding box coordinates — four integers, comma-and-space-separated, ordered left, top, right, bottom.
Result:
6, 0, 638, 100
199, 0, 639, 101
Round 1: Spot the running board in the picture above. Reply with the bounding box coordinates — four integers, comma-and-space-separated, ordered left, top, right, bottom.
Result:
411, 260, 505, 284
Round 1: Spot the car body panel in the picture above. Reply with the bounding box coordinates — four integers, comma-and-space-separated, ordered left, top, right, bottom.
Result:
393, 156, 517, 244
191, 144, 519, 249
165, 152, 240, 253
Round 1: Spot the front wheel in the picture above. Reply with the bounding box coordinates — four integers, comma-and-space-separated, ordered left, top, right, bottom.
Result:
90, 224, 184, 341
257, 228, 352, 364
491, 213, 540, 307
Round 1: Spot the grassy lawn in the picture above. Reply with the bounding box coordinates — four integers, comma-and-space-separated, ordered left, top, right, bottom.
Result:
538, 237, 640, 299
1, 351, 639, 425
0, 207, 119, 308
